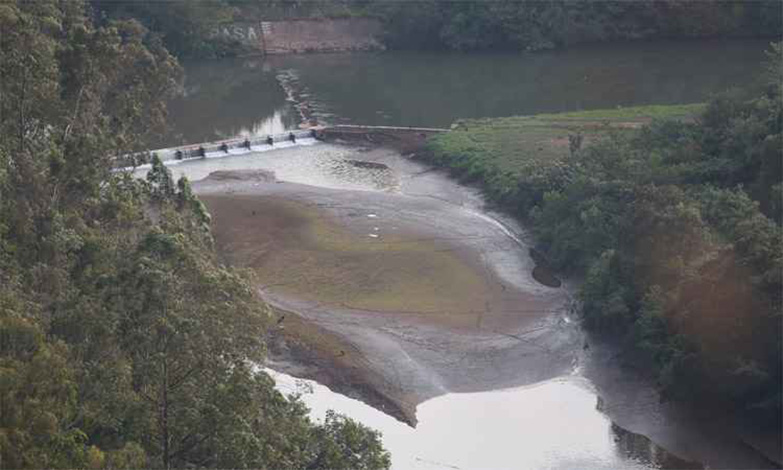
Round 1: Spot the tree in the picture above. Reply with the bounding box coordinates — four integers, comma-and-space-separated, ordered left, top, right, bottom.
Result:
0, 2, 392, 466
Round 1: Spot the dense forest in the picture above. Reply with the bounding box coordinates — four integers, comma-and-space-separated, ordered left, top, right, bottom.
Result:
0, 1, 390, 467
370, 0, 782, 51
92, 0, 782, 57
425, 43, 782, 428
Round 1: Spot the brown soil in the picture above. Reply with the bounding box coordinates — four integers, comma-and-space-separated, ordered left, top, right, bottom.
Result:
201, 194, 491, 324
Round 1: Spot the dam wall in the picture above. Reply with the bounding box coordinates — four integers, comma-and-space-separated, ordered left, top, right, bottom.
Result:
209, 18, 384, 55
317, 125, 448, 153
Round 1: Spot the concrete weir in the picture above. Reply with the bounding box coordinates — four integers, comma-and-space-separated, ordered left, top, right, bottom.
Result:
124, 125, 450, 171
118, 129, 320, 171
154, 129, 318, 163
317, 125, 448, 153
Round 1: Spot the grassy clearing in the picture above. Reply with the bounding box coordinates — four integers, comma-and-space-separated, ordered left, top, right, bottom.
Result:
435, 103, 706, 177
423, 103, 706, 209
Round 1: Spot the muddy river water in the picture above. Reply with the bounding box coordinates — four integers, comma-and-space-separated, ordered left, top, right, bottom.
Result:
139, 138, 778, 469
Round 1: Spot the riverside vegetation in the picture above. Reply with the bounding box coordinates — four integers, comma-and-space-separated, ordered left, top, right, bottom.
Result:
0, 2, 390, 467
424, 43, 783, 429
92, 0, 781, 58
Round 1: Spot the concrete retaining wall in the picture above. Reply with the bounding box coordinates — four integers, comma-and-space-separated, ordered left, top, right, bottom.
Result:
210, 18, 383, 54
318, 125, 448, 153
261, 18, 384, 54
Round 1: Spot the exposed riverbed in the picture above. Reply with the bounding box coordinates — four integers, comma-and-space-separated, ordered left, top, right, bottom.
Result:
136, 139, 779, 469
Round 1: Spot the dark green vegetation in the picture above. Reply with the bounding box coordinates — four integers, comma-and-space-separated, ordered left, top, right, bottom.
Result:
425, 43, 783, 427
92, 0, 782, 58
371, 0, 782, 51
91, 0, 243, 59
0, 2, 390, 468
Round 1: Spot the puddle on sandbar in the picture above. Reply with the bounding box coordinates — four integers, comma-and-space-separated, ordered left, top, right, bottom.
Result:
269, 369, 700, 470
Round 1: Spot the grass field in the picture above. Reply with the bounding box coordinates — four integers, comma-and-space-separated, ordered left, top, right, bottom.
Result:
430, 103, 705, 177
423, 103, 706, 208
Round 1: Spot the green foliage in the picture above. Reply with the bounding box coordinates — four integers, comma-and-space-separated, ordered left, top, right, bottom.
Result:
90, 1, 782, 57
579, 250, 635, 331
0, 318, 84, 468
0, 1, 390, 467
369, 0, 782, 52
92, 0, 242, 58
308, 410, 392, 469
425, 43, 783, 425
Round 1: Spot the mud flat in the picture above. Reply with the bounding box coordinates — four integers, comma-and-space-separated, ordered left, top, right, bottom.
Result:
195, 164, 577, 425
169, 142, 779, 469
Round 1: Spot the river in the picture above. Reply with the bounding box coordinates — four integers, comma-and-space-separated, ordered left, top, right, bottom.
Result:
156, 40, 779, 469
163, 39, 770, 146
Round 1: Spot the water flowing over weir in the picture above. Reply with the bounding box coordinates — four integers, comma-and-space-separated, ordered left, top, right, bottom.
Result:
127, 129, 319, 171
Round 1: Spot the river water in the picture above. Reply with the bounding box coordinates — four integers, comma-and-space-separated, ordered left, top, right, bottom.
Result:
157, 40, 779, 469
164, 39, 770, 146
270, 369, 695, 470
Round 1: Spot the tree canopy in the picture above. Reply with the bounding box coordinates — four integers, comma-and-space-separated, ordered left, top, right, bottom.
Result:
425, 42, 783, 426
0, 1, 390, 467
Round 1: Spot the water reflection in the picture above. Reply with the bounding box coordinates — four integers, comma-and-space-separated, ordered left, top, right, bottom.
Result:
270, 369, 695, 470
232, 109, 293, 139
266, 39, 768, 128
165, 58, 299, 146
166, 40, 768, 146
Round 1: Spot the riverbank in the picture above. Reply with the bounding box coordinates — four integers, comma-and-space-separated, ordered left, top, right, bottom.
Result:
422, 103, 705, 212
421, 102, 783, 466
